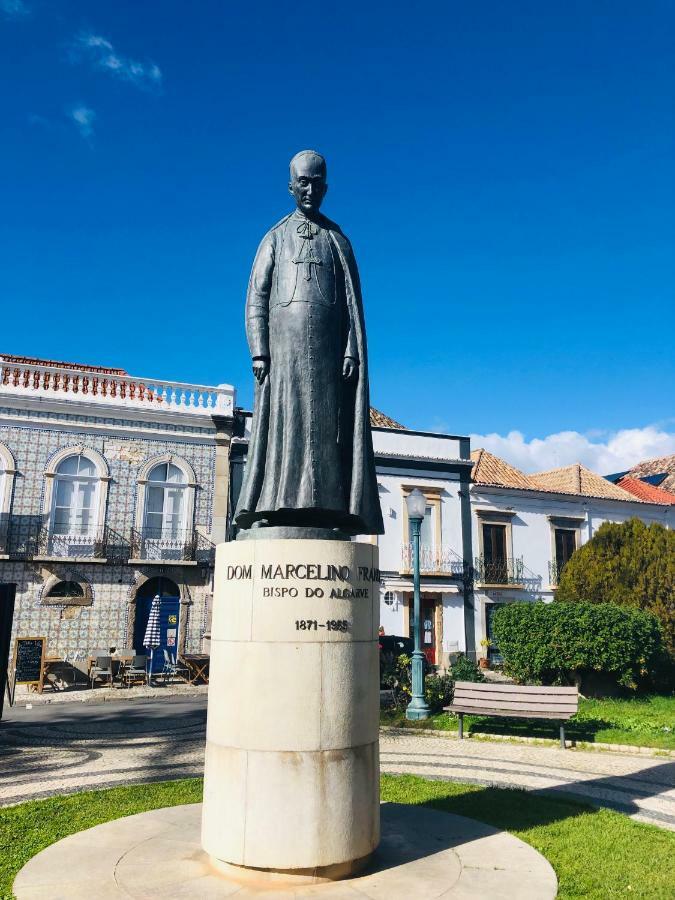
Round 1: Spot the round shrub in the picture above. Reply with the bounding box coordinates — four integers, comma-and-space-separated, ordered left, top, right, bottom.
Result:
491, 601, 665, 691
556, 518, 675, 656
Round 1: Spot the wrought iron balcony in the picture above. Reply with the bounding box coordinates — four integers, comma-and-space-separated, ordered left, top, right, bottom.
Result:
401, 543, 465, 577
2, 519, 128, 561
130, 527, 215, 564
473, 556, 526, 586
548, 558, 568, 586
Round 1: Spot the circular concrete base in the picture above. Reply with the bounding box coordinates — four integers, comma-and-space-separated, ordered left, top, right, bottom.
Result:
13, 803, 557, 899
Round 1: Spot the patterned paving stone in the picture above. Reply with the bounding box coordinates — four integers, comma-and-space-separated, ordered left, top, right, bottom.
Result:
2, 698, 673, 832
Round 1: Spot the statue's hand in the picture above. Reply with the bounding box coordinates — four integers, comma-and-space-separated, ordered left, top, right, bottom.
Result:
342, 357, 358, 381
252, 358, 269, 384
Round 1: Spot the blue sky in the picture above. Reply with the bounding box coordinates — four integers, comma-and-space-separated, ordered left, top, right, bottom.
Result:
1, 1, 673, 468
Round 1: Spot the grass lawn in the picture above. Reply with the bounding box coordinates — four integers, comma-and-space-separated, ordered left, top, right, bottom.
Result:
1, 776, 673, 899
381, 774, 675, 899
381, 693, 675, 750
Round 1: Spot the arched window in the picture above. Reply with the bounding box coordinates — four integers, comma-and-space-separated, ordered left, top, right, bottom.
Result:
46, 580, 84, 599
144, 463, 187, 538
132, 454, 196, 561
52, 454, 99, 536
0, 442, 17, 528
41, 573, 92, 607
43, 446, 110, 558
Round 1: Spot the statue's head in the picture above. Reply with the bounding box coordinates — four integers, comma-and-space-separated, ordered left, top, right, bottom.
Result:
289, 150, 327, 214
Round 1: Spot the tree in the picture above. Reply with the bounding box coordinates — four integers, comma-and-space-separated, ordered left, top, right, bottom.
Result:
556, 518, 674, 655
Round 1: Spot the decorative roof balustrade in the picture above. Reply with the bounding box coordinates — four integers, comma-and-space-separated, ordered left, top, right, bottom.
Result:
0, 357, 234, 418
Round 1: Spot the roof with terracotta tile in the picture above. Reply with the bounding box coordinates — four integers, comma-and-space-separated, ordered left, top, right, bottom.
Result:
0, 354, 128, 376
532, 464, 637, 500
616, 476, 675, 505
370, 408, 405, 429
626, 454, 675, 495
471, 449, 663, 503
470, 448, 540, 489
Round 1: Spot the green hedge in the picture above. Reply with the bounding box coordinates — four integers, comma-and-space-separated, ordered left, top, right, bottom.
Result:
491, 601, 665, 690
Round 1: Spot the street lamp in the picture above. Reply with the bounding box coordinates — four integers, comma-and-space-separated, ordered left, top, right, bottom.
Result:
405, 488, 430, 720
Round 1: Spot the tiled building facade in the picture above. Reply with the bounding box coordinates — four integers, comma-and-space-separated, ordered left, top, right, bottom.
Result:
0, 355, 235, 663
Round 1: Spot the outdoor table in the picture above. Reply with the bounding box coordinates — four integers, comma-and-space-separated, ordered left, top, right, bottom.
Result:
179, 653, 210, 685
86, 653, 135, 685
38, 657, 66, 692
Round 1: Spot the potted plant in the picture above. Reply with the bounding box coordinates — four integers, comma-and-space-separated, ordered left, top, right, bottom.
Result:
479, 638, 492, 669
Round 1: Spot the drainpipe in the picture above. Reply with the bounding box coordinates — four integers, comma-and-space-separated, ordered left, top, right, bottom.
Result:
584, 503, 592, 542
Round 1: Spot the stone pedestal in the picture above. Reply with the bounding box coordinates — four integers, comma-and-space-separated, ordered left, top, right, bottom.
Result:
201, 538, 381, 875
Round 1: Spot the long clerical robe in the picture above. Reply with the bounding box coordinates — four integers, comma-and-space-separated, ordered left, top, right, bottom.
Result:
234, 209, 384, 535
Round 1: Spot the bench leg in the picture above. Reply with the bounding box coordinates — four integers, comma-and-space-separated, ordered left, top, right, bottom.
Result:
560, 723, 565, 750
458, 713, 464, 740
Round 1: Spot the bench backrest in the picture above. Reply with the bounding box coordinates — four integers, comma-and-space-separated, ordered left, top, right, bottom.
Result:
453, 681, 579, 717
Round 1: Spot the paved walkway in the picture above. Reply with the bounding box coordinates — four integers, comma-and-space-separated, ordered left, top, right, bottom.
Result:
380, 730, 675, 831
1, 698, 674, 831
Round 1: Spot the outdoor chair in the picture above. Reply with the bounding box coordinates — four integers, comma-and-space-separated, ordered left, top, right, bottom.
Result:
121, 655, 148, 688
90, 655, 113, 688
162, 649, 190, 684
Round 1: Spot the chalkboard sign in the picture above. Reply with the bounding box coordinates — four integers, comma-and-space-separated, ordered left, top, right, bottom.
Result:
13, 637, 46, 687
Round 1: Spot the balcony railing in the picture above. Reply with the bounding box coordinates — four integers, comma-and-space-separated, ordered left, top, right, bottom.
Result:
548, 558, 568, 586
130, 527, 215, 564
2, 520, 128, 561
401, 543, 465, 577
473, 556, 526, 586
0, 358, 234, 417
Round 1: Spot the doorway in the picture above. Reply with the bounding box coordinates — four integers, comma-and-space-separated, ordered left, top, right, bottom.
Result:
408, 595, 439, 666
132, 576, 181, 674
486, 601, 507, 664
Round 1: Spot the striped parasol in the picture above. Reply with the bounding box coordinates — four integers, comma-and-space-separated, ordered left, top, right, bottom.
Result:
143, 594, 162, 683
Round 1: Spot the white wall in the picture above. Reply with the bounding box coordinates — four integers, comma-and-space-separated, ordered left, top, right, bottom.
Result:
470, 485, 672, 656
365, 429, 470, 656
372, 429, 464, 461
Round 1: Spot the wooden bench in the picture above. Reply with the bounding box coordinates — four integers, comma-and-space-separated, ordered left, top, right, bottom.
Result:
444, 681, 579, 749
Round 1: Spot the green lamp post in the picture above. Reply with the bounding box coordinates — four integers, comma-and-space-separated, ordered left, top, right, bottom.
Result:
405, 488, 430, 720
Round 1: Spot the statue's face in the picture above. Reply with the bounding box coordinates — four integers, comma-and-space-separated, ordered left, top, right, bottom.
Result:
289, 157, 327, 213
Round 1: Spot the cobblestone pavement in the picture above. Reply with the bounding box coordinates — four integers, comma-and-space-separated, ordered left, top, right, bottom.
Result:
2, 699, 673, 831
380, 730, 675, 831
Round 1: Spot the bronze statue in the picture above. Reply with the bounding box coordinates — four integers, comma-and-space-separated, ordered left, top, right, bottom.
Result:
234, 150, 384, 537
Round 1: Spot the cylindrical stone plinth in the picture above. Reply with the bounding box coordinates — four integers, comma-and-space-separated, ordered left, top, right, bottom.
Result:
201, 538, 380, 875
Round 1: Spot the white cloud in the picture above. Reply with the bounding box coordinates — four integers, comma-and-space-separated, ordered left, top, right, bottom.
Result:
469, 425, 675, 475
68, 104, 96, 140
72, 33, 162, 91
1, 0, 29, 18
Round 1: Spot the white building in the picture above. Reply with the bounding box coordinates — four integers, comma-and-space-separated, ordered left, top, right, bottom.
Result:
371, 420, 474, 670
0, 354, 236, 666
469, 449, 674, 662
354, 430, 674, 668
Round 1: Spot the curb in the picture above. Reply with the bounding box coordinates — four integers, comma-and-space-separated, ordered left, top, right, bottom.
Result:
13, 686, 208, 708
380, 726, 675, 759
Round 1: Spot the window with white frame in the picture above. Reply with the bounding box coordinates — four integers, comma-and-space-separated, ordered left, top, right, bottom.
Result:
144, 463, 187, 538
0, 442, 17, 529
52, 454, 99, 536
419, 504, 435, 552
